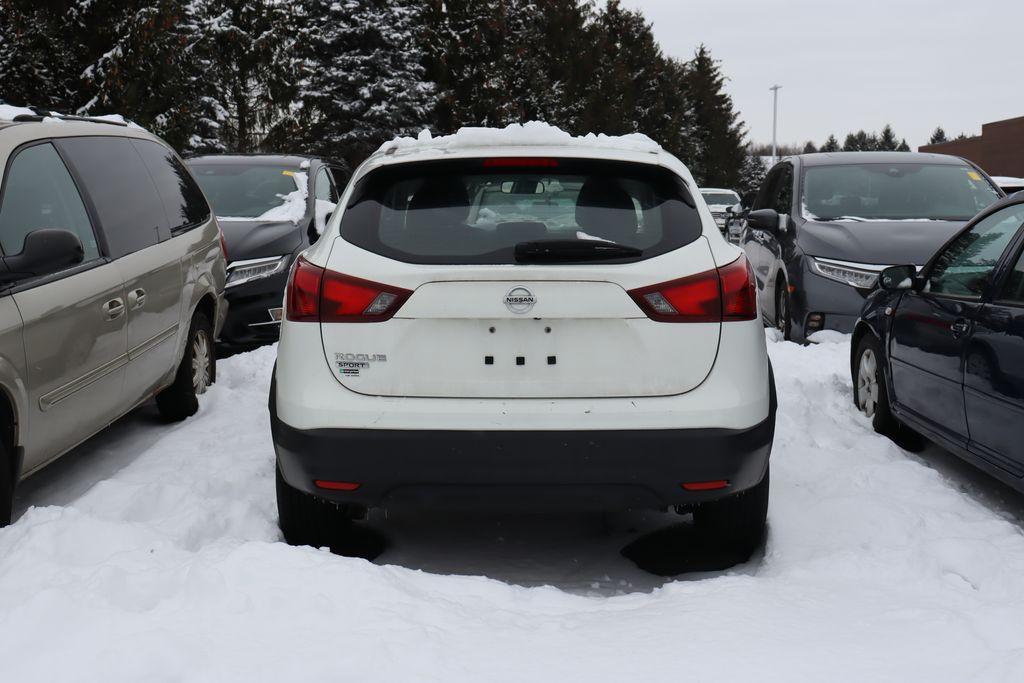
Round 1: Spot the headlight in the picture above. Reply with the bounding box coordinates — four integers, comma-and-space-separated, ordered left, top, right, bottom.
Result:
809, 257, 882, 290
226, 255, 290, 288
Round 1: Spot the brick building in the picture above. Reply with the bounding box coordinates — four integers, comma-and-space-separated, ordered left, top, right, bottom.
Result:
919, 116, 1024, 177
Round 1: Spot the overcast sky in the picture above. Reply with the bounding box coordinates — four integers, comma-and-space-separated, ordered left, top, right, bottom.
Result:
619, 0, 1023, 149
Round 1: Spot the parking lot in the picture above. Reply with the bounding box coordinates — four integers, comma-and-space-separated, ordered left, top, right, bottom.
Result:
0, 332, 1021, 681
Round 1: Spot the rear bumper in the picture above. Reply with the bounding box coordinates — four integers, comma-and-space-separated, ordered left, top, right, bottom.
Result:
271, 382, 775, 510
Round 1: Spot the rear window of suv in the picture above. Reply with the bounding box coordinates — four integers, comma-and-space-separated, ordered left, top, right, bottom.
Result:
339, 158, 701, 264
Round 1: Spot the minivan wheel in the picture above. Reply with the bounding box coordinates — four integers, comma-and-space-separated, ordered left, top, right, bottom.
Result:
156, 311, 214, 422
276, 466, 377, 557
775, 281, 792, 341
0, 438, 12, 528
853, 334, 924, 452
692, 467, 769, 561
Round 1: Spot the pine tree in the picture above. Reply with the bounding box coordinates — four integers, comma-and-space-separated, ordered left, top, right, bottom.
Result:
297, 0, 437, 166
682, 44, 746, 187
877, 124, 899, 151
843, 130, 878, 152
897, 138, 911, 152
80, 1, 213, 151
929, 127, 948, 144
820, 135, 840, 152
738, 154, 767, 201
803, 141, 818, 154
191, 0, 301, 153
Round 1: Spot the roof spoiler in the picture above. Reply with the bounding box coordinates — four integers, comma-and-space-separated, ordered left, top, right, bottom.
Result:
11, 107, 128, 127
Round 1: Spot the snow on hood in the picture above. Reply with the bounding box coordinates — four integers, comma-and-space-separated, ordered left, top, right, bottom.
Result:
378, 121, 662, 156
218, 172, 309, 225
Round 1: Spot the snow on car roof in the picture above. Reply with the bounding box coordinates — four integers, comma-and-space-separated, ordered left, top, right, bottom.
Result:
993, 176, 1024, 187
377, 121, 663, 158
0, 104, 143, 129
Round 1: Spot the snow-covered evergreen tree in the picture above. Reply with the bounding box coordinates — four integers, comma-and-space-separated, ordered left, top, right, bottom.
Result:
191, 0, 301, 153
820, 135, 841, 152
298, 0, 436, 165
80, 1, 215, 151
738, 154, 768, 202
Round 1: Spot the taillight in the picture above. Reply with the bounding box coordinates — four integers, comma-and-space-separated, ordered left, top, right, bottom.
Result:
628, 255, 757, 323
285, 257, 411, 323
718, 255, 757, 321
286, 258, 323, 321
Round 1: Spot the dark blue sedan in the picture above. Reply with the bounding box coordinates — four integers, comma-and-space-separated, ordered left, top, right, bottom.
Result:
852, 194, 1024, 491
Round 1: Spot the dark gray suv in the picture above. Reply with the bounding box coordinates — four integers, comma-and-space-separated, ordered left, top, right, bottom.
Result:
0, 114, 227, 525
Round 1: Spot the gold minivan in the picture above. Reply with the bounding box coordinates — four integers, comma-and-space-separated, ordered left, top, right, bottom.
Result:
0, 115, 227, 525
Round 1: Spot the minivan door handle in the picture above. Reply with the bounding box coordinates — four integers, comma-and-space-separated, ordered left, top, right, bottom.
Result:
128, 288, 146, 310
102, 297, 125, 321
950, 318, 971, 338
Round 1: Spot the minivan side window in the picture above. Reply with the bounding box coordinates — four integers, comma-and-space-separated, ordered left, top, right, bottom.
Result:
131, 140, 209, 233
56, 136, 166, 258
929, 203, 1024, 297
0, 143, 100, 262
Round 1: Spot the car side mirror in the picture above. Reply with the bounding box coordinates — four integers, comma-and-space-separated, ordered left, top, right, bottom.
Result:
747, 208, 780, 233
3, 229, 84, 279
728, 202, 743, 216
879, 264, 916, 291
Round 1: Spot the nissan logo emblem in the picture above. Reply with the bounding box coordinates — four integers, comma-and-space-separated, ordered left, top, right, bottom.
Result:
504, 286, 536, 314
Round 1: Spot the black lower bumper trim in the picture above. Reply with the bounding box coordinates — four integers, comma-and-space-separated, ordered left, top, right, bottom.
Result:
272, 407, 775, 510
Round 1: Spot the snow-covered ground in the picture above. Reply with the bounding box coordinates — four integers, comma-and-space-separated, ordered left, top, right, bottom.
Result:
3, 333, 1024, 681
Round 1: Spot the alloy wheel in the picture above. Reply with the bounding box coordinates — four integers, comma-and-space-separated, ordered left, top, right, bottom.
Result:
191, 330, 212, 395
857, 348, 879, 417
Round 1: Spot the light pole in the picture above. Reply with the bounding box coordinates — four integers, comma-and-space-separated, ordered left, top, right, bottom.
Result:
770, 84, 782, 165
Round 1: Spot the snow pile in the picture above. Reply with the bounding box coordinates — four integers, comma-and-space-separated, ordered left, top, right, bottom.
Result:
2, 336, 1024, 680
379, 121, 663, 156
219, 172, 309, 224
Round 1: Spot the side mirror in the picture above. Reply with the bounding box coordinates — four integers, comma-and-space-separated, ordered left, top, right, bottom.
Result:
728, 202, 743, 215
747, 208, 780, 232
879, 264, 916, 291
4, 229, 84, 279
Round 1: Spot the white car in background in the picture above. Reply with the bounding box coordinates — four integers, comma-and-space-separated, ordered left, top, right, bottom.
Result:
992, 176, 1024, 196
699, 187, 742, 235
271, 125, 776, 559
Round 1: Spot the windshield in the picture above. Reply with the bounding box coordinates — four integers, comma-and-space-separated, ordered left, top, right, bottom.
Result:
802, 163, 1001, 222
340, 158, 701, 264
701, 191, 739, 206
189, 163, 304, 220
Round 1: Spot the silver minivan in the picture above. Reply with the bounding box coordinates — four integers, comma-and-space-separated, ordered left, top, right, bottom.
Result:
0, 116, 227, 525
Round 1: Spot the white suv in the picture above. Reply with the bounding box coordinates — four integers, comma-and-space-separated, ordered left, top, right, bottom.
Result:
271, 126, 776, 558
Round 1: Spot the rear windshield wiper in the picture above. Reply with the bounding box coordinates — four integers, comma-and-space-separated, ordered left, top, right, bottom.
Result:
514, 239, 643, 263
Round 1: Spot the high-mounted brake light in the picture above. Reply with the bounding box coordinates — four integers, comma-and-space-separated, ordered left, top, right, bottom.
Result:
285, 257, 412, 323
628, 255, 757, 323
482, 157, 559, 168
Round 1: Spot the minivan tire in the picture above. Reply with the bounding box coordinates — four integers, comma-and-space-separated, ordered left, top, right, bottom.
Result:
775, 279, 793, 341
157, 310, 214, 422
0, 438, 12, 528
853, 334, 924, 452
693, 467, 769, 561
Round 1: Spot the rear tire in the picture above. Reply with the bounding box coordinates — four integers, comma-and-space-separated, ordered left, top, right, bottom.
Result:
0, 437, 12, 528
693, 467, 769, 561
853, 334, 925, 452
276, 466, 376, 556
157, 311, 214, 422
